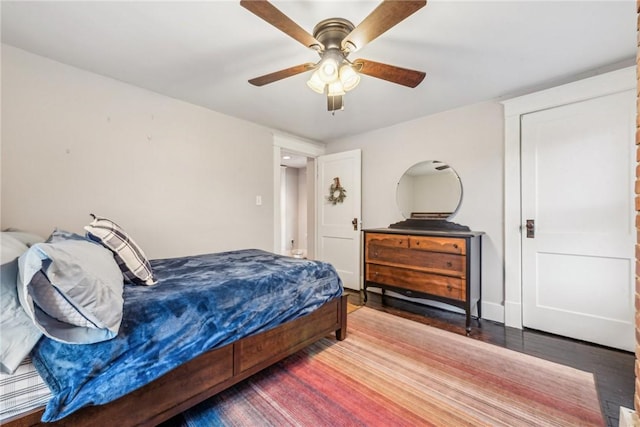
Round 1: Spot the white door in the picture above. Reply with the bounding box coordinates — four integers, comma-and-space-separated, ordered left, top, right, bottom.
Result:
316, 149, 362, 291
521, 90, 635, 351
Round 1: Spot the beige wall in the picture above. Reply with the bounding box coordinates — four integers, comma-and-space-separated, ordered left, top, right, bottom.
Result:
1, 45, 275, 259
2, 44, 504, 321
325, 102, 505, 321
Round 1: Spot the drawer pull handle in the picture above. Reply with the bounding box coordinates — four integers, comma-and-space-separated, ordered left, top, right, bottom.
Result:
446, 262, 452, 267
447, 285, 453, 292
398, 240, 403, 245
453, 244, 459, 249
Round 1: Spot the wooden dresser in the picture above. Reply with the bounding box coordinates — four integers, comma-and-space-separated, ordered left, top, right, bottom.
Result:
363, 227, 483, 333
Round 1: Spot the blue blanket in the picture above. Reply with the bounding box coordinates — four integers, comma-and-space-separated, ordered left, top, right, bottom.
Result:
30, 249, 343, 421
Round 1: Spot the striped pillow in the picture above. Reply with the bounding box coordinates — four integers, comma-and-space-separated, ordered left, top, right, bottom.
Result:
84, 214, 157, 286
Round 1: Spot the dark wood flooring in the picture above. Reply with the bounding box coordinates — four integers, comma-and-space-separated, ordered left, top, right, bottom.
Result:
348, 290, 634, 427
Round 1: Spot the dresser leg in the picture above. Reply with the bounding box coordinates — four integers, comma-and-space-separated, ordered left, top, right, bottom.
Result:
466, 311, 471, 336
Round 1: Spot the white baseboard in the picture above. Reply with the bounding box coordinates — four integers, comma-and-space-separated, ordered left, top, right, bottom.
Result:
619, 406, 637, 427
505, 301, 523, 329
369, 289, 505, 324
481, 301, 504, 323
384, 290, 465, 314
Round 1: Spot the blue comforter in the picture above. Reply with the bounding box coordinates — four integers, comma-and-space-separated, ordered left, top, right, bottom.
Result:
30, 249, 343, 421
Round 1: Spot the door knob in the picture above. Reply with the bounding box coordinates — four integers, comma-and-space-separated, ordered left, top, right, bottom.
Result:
352, 218, 358, 231
526, 219, 535, 238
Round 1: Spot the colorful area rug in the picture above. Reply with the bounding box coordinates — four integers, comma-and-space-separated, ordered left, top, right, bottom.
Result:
179, 307, 603, 426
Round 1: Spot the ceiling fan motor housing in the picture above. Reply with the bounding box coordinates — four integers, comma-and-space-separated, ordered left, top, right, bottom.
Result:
313, 18, 355, 54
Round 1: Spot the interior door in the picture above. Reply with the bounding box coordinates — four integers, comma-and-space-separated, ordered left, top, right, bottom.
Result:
316, 149, 362, 291
521, 90, 635, 351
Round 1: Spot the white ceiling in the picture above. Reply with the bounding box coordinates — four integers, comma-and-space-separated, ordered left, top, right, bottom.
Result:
1, 1, 636, 142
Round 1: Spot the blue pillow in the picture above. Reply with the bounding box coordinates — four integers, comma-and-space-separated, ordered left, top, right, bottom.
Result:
0, 233, 43, 374
46, 228, 86, 243
17, 238, 124, 344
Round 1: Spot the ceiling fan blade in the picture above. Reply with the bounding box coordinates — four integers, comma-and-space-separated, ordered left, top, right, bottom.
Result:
353, 59, 425, 88
240, 0, 324, 50
248, 63, 316, 86
342, 0, 426, 52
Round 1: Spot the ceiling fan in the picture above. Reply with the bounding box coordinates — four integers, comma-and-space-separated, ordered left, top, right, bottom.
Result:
240, 0, 427, 112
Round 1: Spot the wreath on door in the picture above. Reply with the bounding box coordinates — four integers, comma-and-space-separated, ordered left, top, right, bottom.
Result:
327, 177, 347, 205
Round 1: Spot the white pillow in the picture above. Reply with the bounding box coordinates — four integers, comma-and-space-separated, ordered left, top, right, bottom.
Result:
84, 215, 156, 286
2, 230, 45, 248
1, 233, 29, 264
0, 233, 43, 374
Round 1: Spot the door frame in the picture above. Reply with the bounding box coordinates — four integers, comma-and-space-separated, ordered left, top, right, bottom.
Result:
501, 66, 635, 329
272, 133, 326, 256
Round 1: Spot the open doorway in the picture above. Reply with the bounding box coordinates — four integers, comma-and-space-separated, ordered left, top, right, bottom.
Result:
272, 135, 325, 260
280, 151, 310, 258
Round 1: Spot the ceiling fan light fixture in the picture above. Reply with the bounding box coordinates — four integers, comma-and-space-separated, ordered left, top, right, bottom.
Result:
317, 49, 343, 84
327, 80, 345, 97
306, 70, 325, 94
318, 59, 339, 83
339, 64, 360, 92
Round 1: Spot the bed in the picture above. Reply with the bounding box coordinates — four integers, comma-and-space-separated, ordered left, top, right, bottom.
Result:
1, 226, 347, 426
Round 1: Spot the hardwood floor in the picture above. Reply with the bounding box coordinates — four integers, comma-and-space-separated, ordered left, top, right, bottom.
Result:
348, 290, 634, 427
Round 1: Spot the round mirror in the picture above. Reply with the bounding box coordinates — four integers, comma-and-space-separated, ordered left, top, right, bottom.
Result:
396, 160, 463, 220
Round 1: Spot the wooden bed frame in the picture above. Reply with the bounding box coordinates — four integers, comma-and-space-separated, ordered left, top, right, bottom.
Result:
3, 294, 348, 427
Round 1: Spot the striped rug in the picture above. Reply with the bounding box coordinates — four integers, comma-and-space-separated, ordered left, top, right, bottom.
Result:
179, 307, 603, 426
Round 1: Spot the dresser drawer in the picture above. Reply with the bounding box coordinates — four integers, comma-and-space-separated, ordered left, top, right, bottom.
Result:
365, 233, 408, 249
409, 236, 466, 255
366, 245, 465, 277
366, 264, 465, 300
